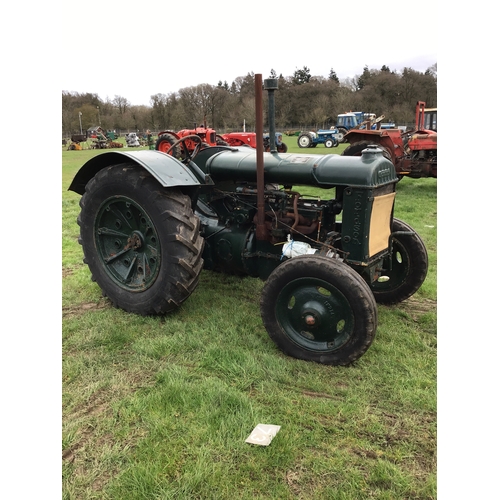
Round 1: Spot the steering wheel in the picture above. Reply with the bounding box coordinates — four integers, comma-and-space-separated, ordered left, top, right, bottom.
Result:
166, 134, 203, 163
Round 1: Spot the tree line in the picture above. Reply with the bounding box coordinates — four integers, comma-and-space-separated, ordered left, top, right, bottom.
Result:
62, 64, 437, 137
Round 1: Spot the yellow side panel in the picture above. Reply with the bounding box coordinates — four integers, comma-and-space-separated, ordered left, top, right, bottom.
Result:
369, 192, 396, 257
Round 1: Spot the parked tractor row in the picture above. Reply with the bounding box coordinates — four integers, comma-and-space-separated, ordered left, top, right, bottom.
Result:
341, 101, 437, 179
155, 124, 288, 159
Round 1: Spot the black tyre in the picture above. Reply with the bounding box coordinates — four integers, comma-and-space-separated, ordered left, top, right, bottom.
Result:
216, 135, 229, 146
337, 128, 348, 143
342, 140, 371, 156
324, 138, 336, 148
260, 255, 377, 365
297, 133, 312, 148
77, 163, 204, 315
155, 133, 181, 158
342, 140, 392, 162
277, 143, 288, 153
370, 218, 428, 304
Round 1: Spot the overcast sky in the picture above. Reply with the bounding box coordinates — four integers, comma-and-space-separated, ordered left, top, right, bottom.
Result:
61, 0, 437, 107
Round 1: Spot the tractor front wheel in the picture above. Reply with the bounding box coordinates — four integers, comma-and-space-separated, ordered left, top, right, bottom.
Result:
370, 218, 428, 304
77, 163, 204, 315
260, 255, 377, 365
324, 138, 337, 148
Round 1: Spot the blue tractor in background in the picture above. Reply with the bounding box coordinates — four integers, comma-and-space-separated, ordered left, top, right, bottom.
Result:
336, 112, 395, 142
297, 129, 342, 148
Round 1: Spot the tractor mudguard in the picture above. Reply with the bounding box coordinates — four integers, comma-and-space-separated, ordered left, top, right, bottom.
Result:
68, 150, 209, 195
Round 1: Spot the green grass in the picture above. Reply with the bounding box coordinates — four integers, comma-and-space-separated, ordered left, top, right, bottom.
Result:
62, 137, 437, 499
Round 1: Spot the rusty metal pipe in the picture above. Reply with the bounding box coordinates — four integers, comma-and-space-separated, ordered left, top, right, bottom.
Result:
255, 74, 267, 241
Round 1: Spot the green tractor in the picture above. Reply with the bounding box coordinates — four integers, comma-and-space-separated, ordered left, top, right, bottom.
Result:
68, 76, 427, 366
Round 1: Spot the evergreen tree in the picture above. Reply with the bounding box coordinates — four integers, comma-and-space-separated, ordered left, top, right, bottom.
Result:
328, 69, 339, 83
292, 66, 311, 85
357, 66, 371, 91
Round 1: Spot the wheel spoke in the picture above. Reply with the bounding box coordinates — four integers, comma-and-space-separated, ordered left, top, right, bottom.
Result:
95, 196, 161, 291
97, 227, 129, 237
123, 255, 138, 282
103, 246, 132, 264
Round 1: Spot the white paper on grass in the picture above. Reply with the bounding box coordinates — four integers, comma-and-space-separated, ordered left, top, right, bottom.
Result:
245, 424, 281, 446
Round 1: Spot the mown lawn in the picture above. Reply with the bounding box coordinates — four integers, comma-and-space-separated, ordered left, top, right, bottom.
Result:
62, 136, 437, 499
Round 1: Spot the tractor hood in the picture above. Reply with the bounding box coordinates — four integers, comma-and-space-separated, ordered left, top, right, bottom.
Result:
203, 146, 397, 188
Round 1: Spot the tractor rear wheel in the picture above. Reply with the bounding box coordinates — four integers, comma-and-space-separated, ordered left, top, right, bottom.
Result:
297, 133, 312, 148
370, 218, 428, 304
216, 135, 229, 146
77, 163, 204, 315
337, 128, 348, 143
260, 255, 377, 365
155, 133, 181, 158
342, 140, 392, 162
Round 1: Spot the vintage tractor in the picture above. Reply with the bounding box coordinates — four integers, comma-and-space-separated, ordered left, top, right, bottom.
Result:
222, 131, 288, 152
342, 101, 437, 179
297, 129, 342, 148
155, 124, 225, 159
68, 76, 428, 366
89, 127, 123, 150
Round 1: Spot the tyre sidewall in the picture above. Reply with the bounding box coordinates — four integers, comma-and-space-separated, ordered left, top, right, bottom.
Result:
371, 218, 428, 304
80, 164, 201, 313
260, 255, 377, 365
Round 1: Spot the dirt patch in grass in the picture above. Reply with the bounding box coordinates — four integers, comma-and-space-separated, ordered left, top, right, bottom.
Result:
62, 300, 109, 318
400, 296, 436, 317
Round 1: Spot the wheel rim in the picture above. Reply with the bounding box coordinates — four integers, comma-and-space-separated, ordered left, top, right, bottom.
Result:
275, 277, 354, 352
157, 139, 171, 153
299, 136, 309, 147
95, 196, 161, 291
372, 238, 409, 293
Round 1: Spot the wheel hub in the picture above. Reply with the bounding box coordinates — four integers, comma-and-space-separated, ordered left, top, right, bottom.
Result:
95, 196, 161, 291
276, 281, 353, 351
301, 301, 327, 328
304, 314, 316, 326
126, 231, 144, 251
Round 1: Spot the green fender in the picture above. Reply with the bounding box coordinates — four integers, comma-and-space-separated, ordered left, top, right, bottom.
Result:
68, 150, 211, 195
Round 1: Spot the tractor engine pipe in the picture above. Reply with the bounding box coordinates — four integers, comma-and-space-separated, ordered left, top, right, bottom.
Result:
264, 78, 278, 153
255, 74, 267, 241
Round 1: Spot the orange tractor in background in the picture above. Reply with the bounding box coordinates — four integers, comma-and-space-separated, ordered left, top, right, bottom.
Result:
155, 124, 288, 159
220, 131, 288, 152
342, 101, 437, 179
155, 124, 224, 159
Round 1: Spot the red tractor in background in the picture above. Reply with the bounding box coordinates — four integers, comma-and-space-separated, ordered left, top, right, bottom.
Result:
342, 101, 437, 179
155, 124, 288, 159
220, 131, 288, 152
155, 124, 226, 159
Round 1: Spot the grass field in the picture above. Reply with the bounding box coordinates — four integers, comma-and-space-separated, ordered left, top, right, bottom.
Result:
62, 135, 437, 499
